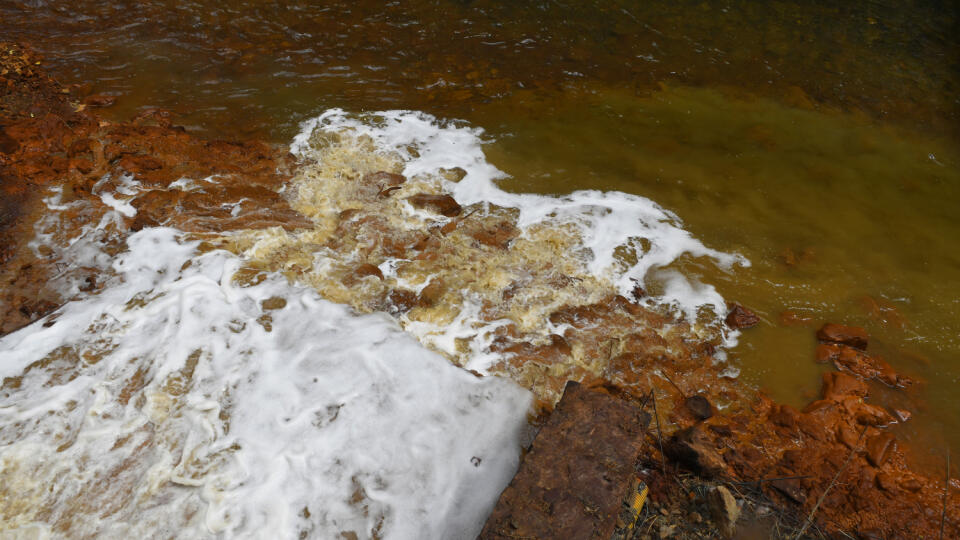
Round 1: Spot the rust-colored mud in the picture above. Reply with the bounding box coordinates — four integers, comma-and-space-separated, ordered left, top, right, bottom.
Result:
0, 42, 306, 335
2, 43, 957, 538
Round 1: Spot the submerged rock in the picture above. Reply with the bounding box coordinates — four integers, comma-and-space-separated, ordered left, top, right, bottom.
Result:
778, 309, 814, 326
83, 94, 116, 108
815, 342, 845, 363
821, 371, 869, 400
363, 170, 406, 187
831, 346, 912, 388
352, 263, 384, 281
857, 295, 908, 330
816, 323, 869, 350
724, 303, 759, 329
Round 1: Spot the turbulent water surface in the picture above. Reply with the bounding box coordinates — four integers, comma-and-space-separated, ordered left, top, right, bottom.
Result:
1, 0, 959, 537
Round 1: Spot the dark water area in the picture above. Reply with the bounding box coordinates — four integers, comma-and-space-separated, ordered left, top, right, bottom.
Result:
2, 0, 957, 141
2, 0, 960, 464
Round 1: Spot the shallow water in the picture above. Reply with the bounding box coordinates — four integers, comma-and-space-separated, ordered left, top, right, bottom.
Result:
479, 86, 960, 460
1, 0, 958, 485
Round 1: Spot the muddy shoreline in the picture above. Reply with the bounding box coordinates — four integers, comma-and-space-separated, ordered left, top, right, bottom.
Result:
1, 42, 957, 539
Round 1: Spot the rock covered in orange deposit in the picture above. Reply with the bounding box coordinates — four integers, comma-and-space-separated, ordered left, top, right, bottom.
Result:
817, 322, 869, 350
0, 42, 308, 336
725, 303, 760, 329
407, 192, 462, 216
480, 382, 650, 539
815, 327, 913, 388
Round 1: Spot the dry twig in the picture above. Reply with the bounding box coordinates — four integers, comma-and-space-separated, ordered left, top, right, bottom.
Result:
658, 371, 686, 399
650, 389, 666, 473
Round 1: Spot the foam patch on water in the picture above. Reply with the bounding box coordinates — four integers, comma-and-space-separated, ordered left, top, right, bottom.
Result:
293, 109, 747, 322
93, 173, 140, 218
0, 228, 531, 539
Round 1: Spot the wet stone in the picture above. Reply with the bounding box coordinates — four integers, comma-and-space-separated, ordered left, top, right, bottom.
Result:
865, 432, 896, 467
816, 323, 869, 350
352, 263, 383, 281
386, 289, 419, 314
260, 297, 287, 311
438, 166, 467, 182
770, 477, 805, 504
69, 158, 94, 174
855, 403, 896, 427
900, 476, 923, 492
724, 303, 759, 329
406, 193, 462, 217
769, 404, 800, 429
815, 343, 845, 364
338, 208, 360, 221
836, 424, 861, 449
83, 94, 117, 108
416, 279, 445, 307
822, 371, 869, 400
0, 127, 18, 154
479, 381, 650, 540
3, 37, 957, 540
362, 170, 406, 187
708, 423, 732, 437
119, 154, 163, 172
875, 471, 898, 492
831, 347, 911, 388
684, 394, 713, 421
665, 424, 726, 478
779, 247, 815, 267
468, 221, 517, 250
858, 295, 908, 330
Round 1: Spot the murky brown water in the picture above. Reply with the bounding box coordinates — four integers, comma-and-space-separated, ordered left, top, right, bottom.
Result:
2, 0, 958, 459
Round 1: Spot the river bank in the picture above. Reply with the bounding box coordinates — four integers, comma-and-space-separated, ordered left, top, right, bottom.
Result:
1, 42, 957, 538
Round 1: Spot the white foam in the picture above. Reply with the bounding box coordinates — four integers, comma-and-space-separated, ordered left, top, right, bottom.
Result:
0, 228, 531, 539
404, 296, 514, 373
294, 109, 748, 327
26, 186, 128, 298
93, 173, 140, 217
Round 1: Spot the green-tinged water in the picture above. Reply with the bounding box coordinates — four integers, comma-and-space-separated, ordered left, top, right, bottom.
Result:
479, 85, 960, 466
1, 0, 958, 463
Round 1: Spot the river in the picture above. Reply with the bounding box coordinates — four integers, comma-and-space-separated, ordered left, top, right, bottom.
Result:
0, 0, 958, 536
